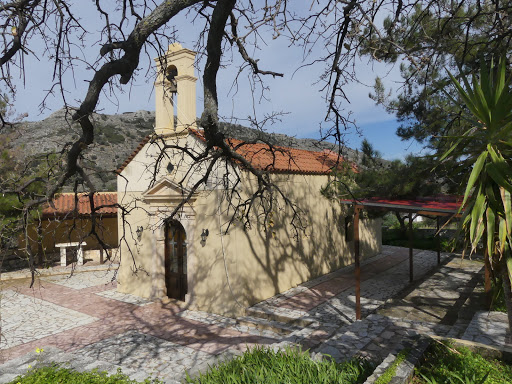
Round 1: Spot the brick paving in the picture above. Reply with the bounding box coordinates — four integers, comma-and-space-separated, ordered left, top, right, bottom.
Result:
0, 268, 276, 383
0, 245, 500, 383
0, 290, 96, 350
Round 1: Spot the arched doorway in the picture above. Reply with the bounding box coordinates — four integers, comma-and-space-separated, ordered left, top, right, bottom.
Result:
164, 220, 187, 301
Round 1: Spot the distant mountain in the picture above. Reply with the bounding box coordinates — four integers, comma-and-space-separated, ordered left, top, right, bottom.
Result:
5, 109, 361, 191
7, 109, 155, 191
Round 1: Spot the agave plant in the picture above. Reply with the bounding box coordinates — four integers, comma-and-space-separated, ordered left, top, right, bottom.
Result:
440, 56, 512, 329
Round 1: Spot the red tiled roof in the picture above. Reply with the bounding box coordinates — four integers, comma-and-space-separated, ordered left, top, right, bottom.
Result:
42, 193, 117, 217
340, 195, 463, 215
226, 138, 342, 174
117, 129, 348, 176
190, 129, 345, 175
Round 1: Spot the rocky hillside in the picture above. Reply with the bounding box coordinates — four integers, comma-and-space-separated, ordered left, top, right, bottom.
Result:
4, 109, 360, 191
6, 109, 155, 191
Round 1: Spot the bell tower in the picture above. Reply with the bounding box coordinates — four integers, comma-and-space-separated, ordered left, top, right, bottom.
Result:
154, 43, 197, 135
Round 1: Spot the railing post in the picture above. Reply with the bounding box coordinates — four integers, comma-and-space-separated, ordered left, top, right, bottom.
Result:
354, 205, 361, 320
437, 216, 441, 265
409, 212, 413, 282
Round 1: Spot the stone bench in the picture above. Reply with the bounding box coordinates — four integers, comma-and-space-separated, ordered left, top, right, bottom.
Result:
84, 247, 115, 264
55, 242, 87, 266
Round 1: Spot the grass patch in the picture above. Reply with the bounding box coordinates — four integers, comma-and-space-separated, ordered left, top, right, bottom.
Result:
7, 364, 161, 384
414, 340, 512, 383
375, 349, 409, 384
185, 346, 374, 384
383, 237, 440, 251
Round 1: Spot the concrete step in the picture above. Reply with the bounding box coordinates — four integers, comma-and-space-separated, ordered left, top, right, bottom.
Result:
236, 315, 302, 336
246, 306, 315, 328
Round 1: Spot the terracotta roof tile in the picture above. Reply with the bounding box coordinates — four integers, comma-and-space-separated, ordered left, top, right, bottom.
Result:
190, 129, 345, 175
42, 192, 117, 217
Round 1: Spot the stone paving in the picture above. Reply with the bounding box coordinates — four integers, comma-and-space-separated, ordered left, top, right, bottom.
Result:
0, 263, 120, 281
79, 330, 218, 383
0, 347, 128, 384
308, 249, 449, 326
96, 289, 154, 306
41, 269, 117, 290
378, 258, 483, 322
251, 247, 452, 327
462, 311, 512, 349
0, 245, 503, 383
0, 268, 274, 383
177, 309, 284, 339
0, 290, 96, 350
304, 259, 483, 361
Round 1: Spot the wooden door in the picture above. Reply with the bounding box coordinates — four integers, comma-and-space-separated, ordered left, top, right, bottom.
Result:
164, 221, 187, 301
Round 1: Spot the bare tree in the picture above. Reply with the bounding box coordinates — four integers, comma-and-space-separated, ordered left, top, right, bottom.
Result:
0, 0, 510, 278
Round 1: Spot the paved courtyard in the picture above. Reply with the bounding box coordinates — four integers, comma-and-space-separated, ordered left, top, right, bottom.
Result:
0, 246, 503, 383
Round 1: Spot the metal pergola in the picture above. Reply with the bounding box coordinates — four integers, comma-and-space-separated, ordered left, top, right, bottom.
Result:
340, 197, 477, 320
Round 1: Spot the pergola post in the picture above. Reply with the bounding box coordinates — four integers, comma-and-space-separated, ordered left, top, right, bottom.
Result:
37, 220, 43, 266
409, 212, 413, 282
354, 205, 361, 320
436, 217, 441, 265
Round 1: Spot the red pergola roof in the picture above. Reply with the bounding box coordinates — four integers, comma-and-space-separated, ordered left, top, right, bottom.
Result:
346, 195, 464, 320
340, 195, 464, 216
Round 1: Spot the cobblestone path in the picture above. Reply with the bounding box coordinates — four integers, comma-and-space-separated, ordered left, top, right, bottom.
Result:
0, 270, 275, 383
242, 248, 486, 363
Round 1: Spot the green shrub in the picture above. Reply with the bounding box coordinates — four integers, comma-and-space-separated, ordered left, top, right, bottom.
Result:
8, 364, 161, 384
382, 228, 462, 252
96, 123, 125, 144
382, 235, 440, 251
382, 213, 399, 229
185, 346, 374, 384
415, 340, 512, 383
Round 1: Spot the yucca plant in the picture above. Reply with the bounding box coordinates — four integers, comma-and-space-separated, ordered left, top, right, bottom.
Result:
440, 56, 512, 329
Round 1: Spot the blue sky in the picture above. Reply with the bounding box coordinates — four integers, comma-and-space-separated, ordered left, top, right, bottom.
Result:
10, 2, 426, 161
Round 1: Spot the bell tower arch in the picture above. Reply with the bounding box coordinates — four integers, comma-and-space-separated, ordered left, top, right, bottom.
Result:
154, 43, 197, 136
